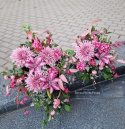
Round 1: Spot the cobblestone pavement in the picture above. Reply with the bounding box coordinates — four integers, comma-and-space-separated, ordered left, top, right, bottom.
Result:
0, 0, 125, 72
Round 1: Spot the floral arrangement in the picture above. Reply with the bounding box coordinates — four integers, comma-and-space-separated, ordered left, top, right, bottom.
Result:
1, 19, 124, 128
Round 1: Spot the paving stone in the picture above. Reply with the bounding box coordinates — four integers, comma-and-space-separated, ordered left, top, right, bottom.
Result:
0, 58, 7, 66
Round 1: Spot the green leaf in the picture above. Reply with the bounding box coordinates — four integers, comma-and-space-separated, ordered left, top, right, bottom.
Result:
20, 44, 25, 46
64, 104, 71, 111
91, 26, 95, 32
39, 99, 43, 105
53, 43, 58, 47
18, 69, 23, 74
83, 75, 86, 81
24, 29, 28, 33
22, 25, 26, 28
27, 90, 31, 95
61, 60, 65, 66
103, 73, 108, 80
10, 70, 13, 73
35, 102, 40, 110
43, 119, 47, 126
18, 73, 23, 77
28, 26, 31, 30
63, 94, 70, 99
103, 28, 108, 34
65, 49, 75, 56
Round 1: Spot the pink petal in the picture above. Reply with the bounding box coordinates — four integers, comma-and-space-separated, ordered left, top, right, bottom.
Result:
42, 83, 49, 90
40, 77, 47, 82
91, 31, 100, 36
6, 86, 11, 93
117, 59, 125, 64
72, 57, 77, 62
51, 82, 60, 90
69, 69, 79, 73
53, 78, 59, 82
110, 54, 118, 60
50, 87, 54, 94
59, 74, 68, 83
58, 79, 65, 90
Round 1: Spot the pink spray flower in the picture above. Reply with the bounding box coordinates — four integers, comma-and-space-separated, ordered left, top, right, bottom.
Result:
4, 75, 8, 80
111, 66, 115, 69
54, 49, 61, 60
10, 46, 34, 67
46, 34, 50, 38
114, 73, 119, 77
48, 67, 58, 78
11, 75, 15, 80
92, 70, 97, 75
50, 110, 55, 116
23, 97, 28, 101
76, 62, 86, 71
46, 30, 49, 34
19, 100, 25, 105
67, 71, 73, 75
31, 39, 43, 53
53, 99, 60, 109
93, 42, 111, 53
24, 110, 29, 115
73, 78, 76, 82
16, 78, 22, 84
75, 41, 94, 62
88, 59, 96, 66
65, 88, 70, 93
66, 99, 69, 103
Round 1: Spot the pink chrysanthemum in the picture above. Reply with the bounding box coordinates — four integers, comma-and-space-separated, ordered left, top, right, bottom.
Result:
31, 39, 43, 52
38, 47, 56, 66
76, 62, 86, 71
25, 71, 45, 93
10, 46, 34, 67
75, 41, 94, 62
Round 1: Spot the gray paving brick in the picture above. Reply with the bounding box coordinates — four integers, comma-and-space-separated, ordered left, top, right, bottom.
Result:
0, 58, 7, 66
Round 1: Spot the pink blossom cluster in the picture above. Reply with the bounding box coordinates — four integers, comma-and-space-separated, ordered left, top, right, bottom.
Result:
93, 42, 111, 54
76, 62, 86, 71
31, 39, 43, 52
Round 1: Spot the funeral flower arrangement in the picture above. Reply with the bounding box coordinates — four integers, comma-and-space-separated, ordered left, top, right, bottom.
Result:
1, 19, 124, 128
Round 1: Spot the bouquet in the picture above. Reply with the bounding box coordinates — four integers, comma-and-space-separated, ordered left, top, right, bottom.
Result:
1, 19, 124, 128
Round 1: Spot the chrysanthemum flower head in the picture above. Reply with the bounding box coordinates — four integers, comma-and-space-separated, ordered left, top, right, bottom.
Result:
75, 41, 94, 62
25, 71, 45, 93
38, 47, 56, 66
10, 46, 34, 67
